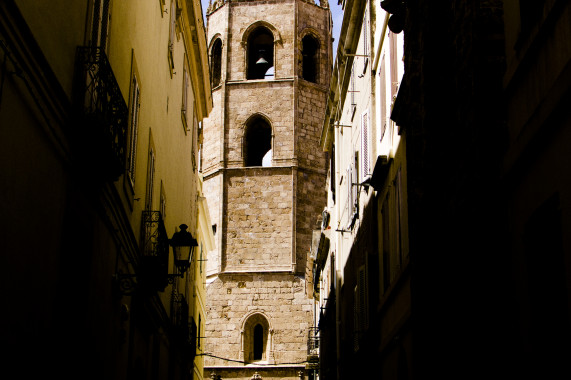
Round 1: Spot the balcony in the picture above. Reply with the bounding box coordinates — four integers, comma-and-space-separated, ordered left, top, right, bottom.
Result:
139, 210, 170, 292
74, 46, 128, 181
306, 326, 319, 370
171, 295, 197, 361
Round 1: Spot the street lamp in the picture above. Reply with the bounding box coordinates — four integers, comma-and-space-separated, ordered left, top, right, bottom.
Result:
169, 224, 198, 276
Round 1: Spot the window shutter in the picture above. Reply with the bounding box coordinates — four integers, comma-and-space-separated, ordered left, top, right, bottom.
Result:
347, 165, 353, 225
145, 148, 155, 211
361, 109, 370, 179
362, 4, 369, 72
128, 77, 140, 184
352, 157, 358, 215
182, 65, 189, 120
169, 0, 176, 45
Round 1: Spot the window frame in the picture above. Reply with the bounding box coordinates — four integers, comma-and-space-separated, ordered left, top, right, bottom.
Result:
127, 70, 140, 187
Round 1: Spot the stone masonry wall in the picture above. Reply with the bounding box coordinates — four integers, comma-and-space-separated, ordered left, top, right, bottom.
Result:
225, 0, 296, 81
223, 167, 293, 271
202, 87, 223, 174
205, 273, 313, 366
297, 0, 332, 87
296, 82, 328, 171
204, 172, 222, 276
225, 82, 295, 166
295, 169, 327, 275
203, 2, 331, 379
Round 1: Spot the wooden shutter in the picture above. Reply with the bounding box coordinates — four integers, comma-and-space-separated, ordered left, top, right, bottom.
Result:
347, 165, 353, 226
352, 156, 358, 216
361, 109, 370, 179
90, 0, 111, 51
145, 148, 155, 211
128, 76, 140, 184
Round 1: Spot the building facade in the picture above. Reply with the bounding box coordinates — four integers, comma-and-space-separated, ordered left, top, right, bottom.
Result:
0, 1, 213, 379
499, 1, 571, 377
201, 0, 332, 379
314, 0, 571, 379
315, 0, 408, 378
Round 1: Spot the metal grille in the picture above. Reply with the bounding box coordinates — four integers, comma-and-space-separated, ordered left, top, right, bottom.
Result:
307, 327, 319, 355
75, 46, 128, 180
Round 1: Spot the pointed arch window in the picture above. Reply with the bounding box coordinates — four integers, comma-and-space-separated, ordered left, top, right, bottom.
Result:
244, 116, 272, 167
301, 34, 319, 83
211, 38, 222, 87
247, 27, 274, 80
242, 313, 272, 363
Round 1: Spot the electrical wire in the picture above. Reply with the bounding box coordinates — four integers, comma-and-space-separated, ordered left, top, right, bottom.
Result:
197, 352, 309, 366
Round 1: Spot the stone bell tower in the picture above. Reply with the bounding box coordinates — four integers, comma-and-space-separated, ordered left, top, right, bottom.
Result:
201, 0, 331, 378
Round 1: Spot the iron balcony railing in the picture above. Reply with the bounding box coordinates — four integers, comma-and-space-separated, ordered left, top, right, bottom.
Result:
172, 293, 190, 340
171, 294, 197, 360
74, 46, 128, 180
307, 326, 319, 356
139, 210, 170, 292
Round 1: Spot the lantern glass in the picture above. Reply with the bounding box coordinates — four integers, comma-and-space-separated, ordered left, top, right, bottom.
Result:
170, 224, 198, 274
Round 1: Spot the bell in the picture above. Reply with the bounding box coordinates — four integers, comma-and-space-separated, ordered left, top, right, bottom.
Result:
256, 49, 268, 65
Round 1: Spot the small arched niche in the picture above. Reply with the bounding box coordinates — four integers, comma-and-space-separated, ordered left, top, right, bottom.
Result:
301, 34, 319, 83
210, 38, 223, 87
247, 26, 275, 80
244, 115, 272, 167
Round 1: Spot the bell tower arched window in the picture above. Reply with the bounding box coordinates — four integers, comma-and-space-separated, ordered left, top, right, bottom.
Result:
302, 34, 319, 83
244, 116, 272, 167
211, 38, 222, 87
247, 27, 274, 80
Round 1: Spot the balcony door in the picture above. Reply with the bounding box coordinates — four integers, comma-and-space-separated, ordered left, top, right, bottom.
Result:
90, 0, 111, 52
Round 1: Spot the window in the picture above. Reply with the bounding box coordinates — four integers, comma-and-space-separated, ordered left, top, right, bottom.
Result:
182, 61, 194, 131
360, 109, 370, 180
247, 27, 274, 80
127, 74, 140, 185
145, 146, 155, 211
198, 314, 202, 349
350, 64, 356, 120
330, 145, 336, 202
211, 38, 222, 87
389, 31, 399, 101
301, 34, 319, 83
168, 0, 176, 74
160, 181, 166, 218
242, 313, 271, 362
379, 168, 407, 294
362, 4, 369, 73
199, 243, 203, 274
90, 0, 111, 52
198, 122, 203, 172
379, 54, 387, 142
244, 116, 272, 167
346, 155, 358, 229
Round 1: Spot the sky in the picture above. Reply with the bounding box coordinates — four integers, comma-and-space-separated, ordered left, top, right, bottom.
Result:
200, 0, 343, 55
